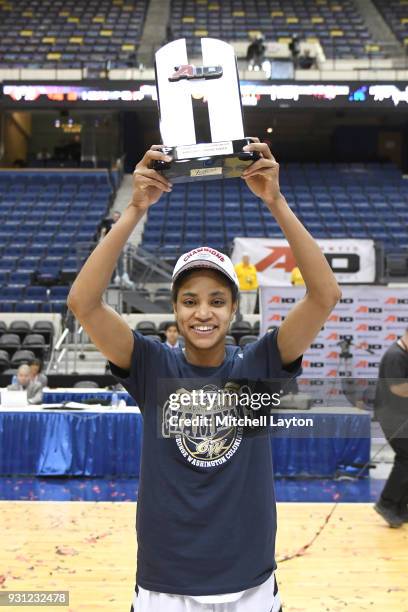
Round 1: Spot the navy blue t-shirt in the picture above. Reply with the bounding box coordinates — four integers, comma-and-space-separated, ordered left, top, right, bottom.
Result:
109, 328, 302, 596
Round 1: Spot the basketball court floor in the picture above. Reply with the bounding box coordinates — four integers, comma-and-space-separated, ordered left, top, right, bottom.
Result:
0, 433, 407, 611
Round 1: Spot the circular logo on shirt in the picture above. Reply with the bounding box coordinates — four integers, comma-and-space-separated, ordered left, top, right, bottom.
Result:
164, 384, 244, 468
176, 425, 243, 468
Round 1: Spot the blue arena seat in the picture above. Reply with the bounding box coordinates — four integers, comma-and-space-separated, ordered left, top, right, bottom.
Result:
0, 170, 111, 309
0, 288, 24, 311
141, 162, 406, 260
0, 0, 148, 71
8, 272, 32, 287
372, 0, 408, 47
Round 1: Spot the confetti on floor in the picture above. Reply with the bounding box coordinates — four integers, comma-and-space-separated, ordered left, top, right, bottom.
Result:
0, 501, 406, 612
0, 476, 386, 503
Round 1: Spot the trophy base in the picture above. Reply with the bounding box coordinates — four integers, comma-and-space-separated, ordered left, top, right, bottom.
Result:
151, 138, 260, 184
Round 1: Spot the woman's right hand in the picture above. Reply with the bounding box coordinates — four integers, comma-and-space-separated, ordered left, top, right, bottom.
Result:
129, 145, 173, 211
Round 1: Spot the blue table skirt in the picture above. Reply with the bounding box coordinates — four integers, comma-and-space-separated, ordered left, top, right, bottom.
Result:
0, 411, 143, 477
270, 410, 371, 477
272, 434, 370, 477
0, 411, 370, 478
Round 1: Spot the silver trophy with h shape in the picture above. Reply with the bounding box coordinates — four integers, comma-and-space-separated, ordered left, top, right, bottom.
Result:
151, 38, 259, 183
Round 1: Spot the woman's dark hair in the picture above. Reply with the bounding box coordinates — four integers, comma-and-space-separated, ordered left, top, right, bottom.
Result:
29, 358, 43, 371
172, 268, 238, 304
164, 321, 179, 332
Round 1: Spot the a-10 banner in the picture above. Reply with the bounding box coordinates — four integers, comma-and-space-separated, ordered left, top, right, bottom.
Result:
231, 237, 376, 284
260, 285, 408, 378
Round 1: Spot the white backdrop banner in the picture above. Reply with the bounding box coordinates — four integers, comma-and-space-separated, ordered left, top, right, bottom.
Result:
231, 237, 376, 284
260, 285, 408, 378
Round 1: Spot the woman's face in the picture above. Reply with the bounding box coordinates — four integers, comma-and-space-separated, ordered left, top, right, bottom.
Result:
30, 364, 40, 376
174, 270, 236, 351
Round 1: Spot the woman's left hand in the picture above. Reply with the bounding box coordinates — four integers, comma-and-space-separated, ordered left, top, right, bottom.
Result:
241, 139, 283, 209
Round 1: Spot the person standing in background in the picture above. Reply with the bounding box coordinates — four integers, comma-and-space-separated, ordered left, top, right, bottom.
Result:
246, 35, 266, 71
289, 34, 301, 66
99, 210, 122, 240
374, 328, 408, 528
99, 211, 134, 288
234, 253, 259, 314
290, 265, 305, 286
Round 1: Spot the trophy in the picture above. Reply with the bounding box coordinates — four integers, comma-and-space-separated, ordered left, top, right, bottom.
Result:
151, 37, 260, 183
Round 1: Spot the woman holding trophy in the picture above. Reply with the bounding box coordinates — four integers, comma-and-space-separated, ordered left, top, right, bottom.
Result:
68, 137, 341, 611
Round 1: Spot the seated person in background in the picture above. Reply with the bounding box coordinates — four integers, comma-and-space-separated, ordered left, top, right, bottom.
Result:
298, 49, 315, 70
8, 364, 43, 405
29, 358, 48, 387
164, 322, 180, 349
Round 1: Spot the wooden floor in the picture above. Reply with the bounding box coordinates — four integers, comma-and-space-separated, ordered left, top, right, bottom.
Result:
0, 501, 407, 611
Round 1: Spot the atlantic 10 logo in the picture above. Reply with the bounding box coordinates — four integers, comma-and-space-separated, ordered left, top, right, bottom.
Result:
325, 332, 353, 342
325, 314, 354, 323
384, 315, 408, 323
268, 296, 296, 304
355, 360, 380, 368
325, 351, 340, 360
302, 360, 324, 368
384, 297, 408, 305
355, 306, 383, 314
267, 314, 286, 322
356, 342, 382, 352
326, 369, 353, 377
355, 324, 383, 332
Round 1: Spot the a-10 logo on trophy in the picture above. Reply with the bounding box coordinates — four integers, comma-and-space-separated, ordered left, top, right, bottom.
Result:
151, 38, 260, 183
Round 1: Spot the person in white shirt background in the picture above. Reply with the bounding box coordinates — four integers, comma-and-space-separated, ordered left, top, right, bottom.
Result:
7, 364, 43, 405
164, 322, 180, 349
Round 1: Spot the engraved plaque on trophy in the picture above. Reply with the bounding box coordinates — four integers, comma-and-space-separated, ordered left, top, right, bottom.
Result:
151, 37, 259, 183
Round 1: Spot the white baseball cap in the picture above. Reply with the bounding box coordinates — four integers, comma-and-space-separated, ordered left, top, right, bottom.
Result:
172, 247, 239, 290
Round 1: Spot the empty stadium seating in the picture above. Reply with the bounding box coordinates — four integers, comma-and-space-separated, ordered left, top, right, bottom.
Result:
372, 0, 408, 48
0, 320, 54, 372
0, 170, 113, 312
141, 163, 408, 259
0, 0, 402, 73
0, 0, 147, 72
170, 0, 386, 59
